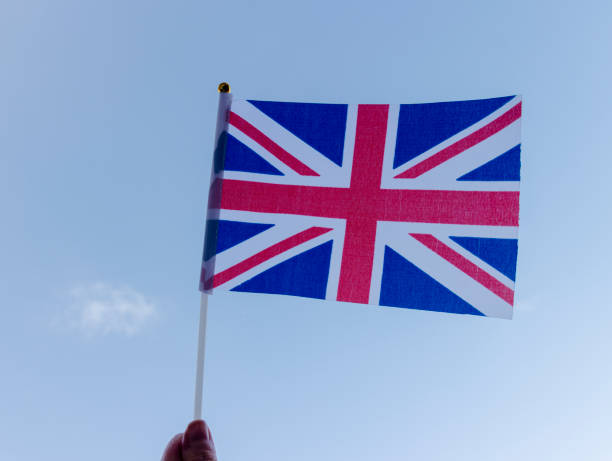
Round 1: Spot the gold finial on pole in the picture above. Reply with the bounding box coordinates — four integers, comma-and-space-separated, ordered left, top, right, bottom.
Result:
218, 82, 230, 93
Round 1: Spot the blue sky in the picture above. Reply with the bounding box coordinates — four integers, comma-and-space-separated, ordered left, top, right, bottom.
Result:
2, 1, 612, 460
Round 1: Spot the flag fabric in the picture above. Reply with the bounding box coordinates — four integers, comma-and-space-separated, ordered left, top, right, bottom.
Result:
201, 95, 522, 319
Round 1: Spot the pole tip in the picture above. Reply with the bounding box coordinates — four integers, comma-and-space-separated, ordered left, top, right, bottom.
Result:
218, 82, 231, 93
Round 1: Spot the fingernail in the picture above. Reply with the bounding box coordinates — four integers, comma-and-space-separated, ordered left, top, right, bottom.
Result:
183, 420, 209, 445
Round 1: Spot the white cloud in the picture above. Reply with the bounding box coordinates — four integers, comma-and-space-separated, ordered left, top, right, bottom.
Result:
64, 282, 157, 336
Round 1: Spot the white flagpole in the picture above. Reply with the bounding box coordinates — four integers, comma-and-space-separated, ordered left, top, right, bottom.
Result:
193, 292, 209, 420
193, 82, 232, 420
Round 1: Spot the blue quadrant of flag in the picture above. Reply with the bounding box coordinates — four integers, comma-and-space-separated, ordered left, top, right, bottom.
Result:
204, 220, 274, 260
394, 96, 514, 168
232, 240, 333, 299
458, 144, 521, 181
248, 100, 348, 167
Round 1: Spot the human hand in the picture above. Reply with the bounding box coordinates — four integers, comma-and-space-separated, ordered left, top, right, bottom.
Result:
162, 419, 217, 461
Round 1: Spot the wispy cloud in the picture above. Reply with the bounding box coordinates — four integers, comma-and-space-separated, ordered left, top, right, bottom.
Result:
62, 282, 157, 337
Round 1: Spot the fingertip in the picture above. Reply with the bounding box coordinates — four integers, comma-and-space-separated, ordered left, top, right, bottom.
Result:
182, 419, 217, 460
183, 419, 210, 444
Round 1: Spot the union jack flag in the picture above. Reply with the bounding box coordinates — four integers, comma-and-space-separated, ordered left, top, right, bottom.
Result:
201, 95, 521, 319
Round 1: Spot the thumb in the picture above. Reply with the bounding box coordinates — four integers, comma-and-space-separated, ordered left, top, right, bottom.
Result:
182, 420, 217, 461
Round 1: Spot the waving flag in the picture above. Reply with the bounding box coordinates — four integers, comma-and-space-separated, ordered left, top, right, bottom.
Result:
201, 95, 521, 319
